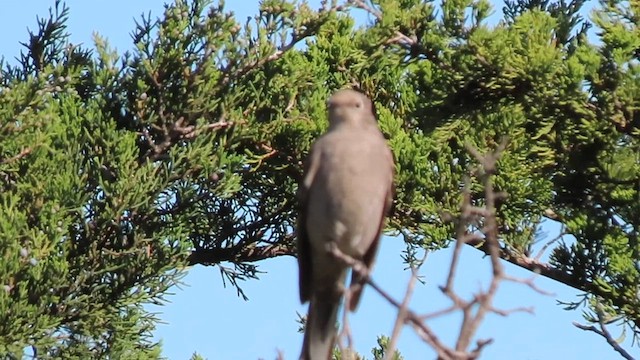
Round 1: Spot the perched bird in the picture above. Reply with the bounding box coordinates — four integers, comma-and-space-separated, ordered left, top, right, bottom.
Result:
297, 89, 394, 360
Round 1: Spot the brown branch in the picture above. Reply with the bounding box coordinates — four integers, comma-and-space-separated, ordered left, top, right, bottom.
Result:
323, 142, 540, 360
177, 119, 236, 140
420, 304, 461, 321
490, 306, 534, 317
452, 142, 506, 353
1, 147, 32, 164
187, 241, 294, 266
533, 228, 565, 261
338, 289, 355, 356
329, 242, 494, 360
328, 243, 454, 358
502, 274, 555, 296
141, 117, 236, 162
384, 260, 421, 360
464, 237, 595, 294
573, 304, 635, 360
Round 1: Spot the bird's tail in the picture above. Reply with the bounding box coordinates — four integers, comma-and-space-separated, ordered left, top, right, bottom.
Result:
300, 292, 341, 360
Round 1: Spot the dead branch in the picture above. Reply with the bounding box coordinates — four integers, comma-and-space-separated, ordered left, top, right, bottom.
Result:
338, 289, 355, 356
325, 141, 543, 360
383, 255, 424, 360
573, 304, 635, 360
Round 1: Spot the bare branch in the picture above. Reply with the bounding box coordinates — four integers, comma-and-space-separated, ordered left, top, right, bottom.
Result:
323, 142, 542, 360
452, 142, 506, 353
503, 275, 555, 296
338, 289, 355, 357
384, 257, 423, 360
533, 227, 566, 261
573, 304, 635, 360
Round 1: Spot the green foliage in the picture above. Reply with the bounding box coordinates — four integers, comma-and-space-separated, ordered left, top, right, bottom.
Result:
0, 2, 187, 358
0, 0, 638, 357
370, 336, 404, 360
330, 335, 405, 359
189, 352, 207, 360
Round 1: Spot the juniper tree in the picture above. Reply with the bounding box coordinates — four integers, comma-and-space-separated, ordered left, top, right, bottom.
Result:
0, 0, 638, 358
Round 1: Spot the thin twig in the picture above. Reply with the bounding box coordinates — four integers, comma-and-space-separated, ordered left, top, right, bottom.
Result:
454, 141, 506, 352
503, 274, 555, 296
338, 288, 355, 356
328, 244, 451, 357
573, 304, 635, 360
573, 322, 635, 360
533, 228, 566, 261
326, 141, 544, 360
384, 255, 425, 360
0, 147, 32, 164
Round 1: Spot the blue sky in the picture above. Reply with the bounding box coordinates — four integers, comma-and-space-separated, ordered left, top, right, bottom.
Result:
1, 1, 635, 359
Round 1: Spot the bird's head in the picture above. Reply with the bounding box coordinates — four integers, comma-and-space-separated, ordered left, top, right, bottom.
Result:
327, 89, 376, 128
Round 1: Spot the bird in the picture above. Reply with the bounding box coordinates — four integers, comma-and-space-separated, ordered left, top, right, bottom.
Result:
297, 89, 394, 360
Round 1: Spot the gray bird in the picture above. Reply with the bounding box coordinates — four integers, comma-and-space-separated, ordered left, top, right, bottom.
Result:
297, 89, 394, 360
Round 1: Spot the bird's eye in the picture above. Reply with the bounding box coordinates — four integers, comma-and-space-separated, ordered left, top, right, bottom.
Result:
355, 102, 362, 108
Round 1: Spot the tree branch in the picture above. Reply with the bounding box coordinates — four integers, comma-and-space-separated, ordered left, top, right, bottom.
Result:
573, 303, 635, 360
186, 240, 295, 266
463, 238, 609, 300
0, 147, 32, 164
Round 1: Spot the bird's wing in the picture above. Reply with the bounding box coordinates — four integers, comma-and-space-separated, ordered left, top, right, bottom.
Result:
348, 146, 395, 311
297, 142, 322, 303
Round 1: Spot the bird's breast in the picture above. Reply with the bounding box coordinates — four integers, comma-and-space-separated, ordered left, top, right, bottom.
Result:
305, 133, 390, 256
